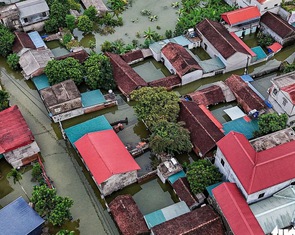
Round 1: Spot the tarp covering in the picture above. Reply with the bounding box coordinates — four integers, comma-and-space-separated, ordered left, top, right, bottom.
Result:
0, 197, 44, 235
64, 115, 112, 145
224, 106, 245, 120
32, 74, 50, 91
168, 170, 186, 185
81, 89, 106, 107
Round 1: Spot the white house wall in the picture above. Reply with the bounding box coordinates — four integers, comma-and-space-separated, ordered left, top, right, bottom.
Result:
260, 23, 284, 44
150, 48, 161, 61
270, 86, 295, 116
234, 0, 280, 13
224, 52, 249, 72
181, 70, 203, 85
161, 53, 175, 74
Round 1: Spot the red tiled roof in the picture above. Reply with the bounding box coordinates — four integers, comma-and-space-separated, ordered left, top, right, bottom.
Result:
196, 19, 251, 59
261, 12, 295, 39
55, 49, 89, 63
12, 31, 36, 53
148, 74, 181, 90
267, 42, 283, 53
221, 6, 260, 26
212, 182, 264, 235
282, 83, 295, 104
217, 131, 295, 193
172, 178, 198, 208
106, 52, 148, 97
179, 100, 224, 156
161, 42, 202, 77
151, 205, 224, 235
199, 105, 223, 130
120, 50, 144, 64
0, 105, 34, 153
109, 195, 149, 235
225, 74, 266, 113
188, 85, 226, 106
230, 32, 256, 57
74, 130, 140, 184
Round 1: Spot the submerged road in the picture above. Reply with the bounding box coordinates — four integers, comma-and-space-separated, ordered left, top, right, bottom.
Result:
0, 67, 119, 234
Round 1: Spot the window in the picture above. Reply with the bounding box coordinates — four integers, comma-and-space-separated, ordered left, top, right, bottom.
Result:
282, 97, 288, 106
274, 3, 278, 6
42, 12, 47, 17
204, 43, 208, 50
23, 18, 28, 23
258, 193, 265, 198
264, 7, 268, 9
273, 89, 278, 95
221, 158, 225, 166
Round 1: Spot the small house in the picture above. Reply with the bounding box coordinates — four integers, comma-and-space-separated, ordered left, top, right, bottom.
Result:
80, 0, 108, 15
215, 131, 295, 203
19, 48, 54, 79
161, 42, 203, 85
74, 129, 140, 196
157, 158, 183, 183
260, 11, 295, 46
196, 19, 254, 72
225, 74, 266, 114
179, 100, 224, 157
40, 79, 83, 122
151, 205, 224, 235
12, 31, 36, 54
0, 105, 40, 168
148, 75, 181, 90
109, 194, 149, 235
0, 4, 20, 30
55, 48, 89, 64
268, 71, 295, 125
212, 182, 264, 235
223, 0, 281, 13
0, 197, 45, 235
106, 52, 147, 101
16, 0, 49, 32
120, 50, 144, 65
221, 6, 261, 36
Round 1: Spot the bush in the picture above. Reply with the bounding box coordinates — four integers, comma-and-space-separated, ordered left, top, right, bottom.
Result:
77, 15, 93, 33
257, 31, 274, 47
7, 53, 20, 70
62, 33, 72, 46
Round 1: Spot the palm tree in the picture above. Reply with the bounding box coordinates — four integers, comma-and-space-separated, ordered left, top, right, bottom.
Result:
143, 27, 156, 41
7, 168, 30, 201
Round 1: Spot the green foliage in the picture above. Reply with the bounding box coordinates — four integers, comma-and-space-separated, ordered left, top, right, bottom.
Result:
65, 15, 76, 31
56, 230, 75, 235
62, 33, 72, 46
257, 31, 274, 47
174, 0, 235, 36
0, 24, 15, 57
7, 168, 22, 184
255, 113, 288, 137
45, 58, 83, 85
131, 87, 180, 129
107, 0, 127, 16
0, 90, 9, 111
186, 160, 222, 194
98, 12, 123, 27
84, 53, 115, 90
31, 163, 43, 181
67, 0, 80, 11
65, 39, 80, 50
77, 15, 93, 33
149, 120, 192, 154
100, 39, 135, 54
143, 27, 159, 41
31, 185, 73, 226
7, 53, 20, 70
165, 29, 173, 39
83, 6, 97, 21
283, 62, 295, 74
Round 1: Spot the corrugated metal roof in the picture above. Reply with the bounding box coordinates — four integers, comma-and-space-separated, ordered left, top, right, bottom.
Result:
144, 201, 190, 228
32, 74, 50, 91
81, 90, 106, 107
251, 46, 267, 60
64, 115, 112, 145
221, 6, 260, 26
0, 197, 44, 235
28, 31, 46, 49
16, 0, 49, 18
250, 185, 295, 234
74, 130, 140, 184
168, 170, 186, 184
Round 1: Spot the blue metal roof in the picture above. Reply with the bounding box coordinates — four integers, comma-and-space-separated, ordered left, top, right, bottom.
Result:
28, 31, 47, 49
0, 197, 44, 235
32, 74, 50, 91
223, 117, 258, 139
251, 46, 267, 60
144, 201, 190, 228
241, 74, 254, 82
168, 170, 186, 185
81, 90, 106, 107
64, 115, 112, 145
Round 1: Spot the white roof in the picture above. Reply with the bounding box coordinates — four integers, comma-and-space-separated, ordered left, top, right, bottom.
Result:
224, 106, 245, 120
16, 0, 49, 18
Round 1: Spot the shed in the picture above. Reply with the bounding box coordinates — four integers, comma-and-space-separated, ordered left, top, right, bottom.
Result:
148, 75, 181, 90
12, 31, 36, 54
16, 0, 49, 20
0, 197, 44, 235
32, 74, 50, 91
120, 50, 144, 65
81, 0, 108, 14
28, 31, 47, 49
151, 205, 224, 235
157, 158, 183, 183
144, 201, 190, 229
109, 194, 149, 235
55, 49, 89, 63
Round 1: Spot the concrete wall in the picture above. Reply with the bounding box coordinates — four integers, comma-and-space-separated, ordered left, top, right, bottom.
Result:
48, 98, 82, 116
181, 70, 203, 85
271, 87, 295, 116
4, 141, 40, 168
99, 171, 138, 196
52, 107, 84, 123
224, 52, 249, 72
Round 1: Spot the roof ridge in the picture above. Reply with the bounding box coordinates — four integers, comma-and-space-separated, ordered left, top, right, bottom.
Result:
232, 132, 255, 165
270, 12, 294, 31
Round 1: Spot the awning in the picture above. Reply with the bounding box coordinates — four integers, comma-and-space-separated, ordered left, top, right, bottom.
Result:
267, 42, 283, 53
224, 106, 245, 120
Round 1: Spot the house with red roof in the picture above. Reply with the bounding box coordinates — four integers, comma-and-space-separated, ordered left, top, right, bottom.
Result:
0, 105, 40, 168
196, 19, 254, 72
260, 11, 295, 46
215, 131, 295, 203
212, 182, 264, 235
268, 71, 295, 125
223, 0, 281, 13
160, 42, 203, 85
74, 129, 140, 196
221, 6, 261, 37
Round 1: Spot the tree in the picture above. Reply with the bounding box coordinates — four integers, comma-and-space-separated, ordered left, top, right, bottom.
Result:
56, 230, 75, 235
7, 53, 20, 70
77, 15, 93, 34
130, 87, 180, 129
7, 168, 30, 200
83, 6, 97, 21
45, 58, 84, 85
149, 120, 192, 154
143, 27, 157, 41
84, 53, 115, 90
255, 113, 288, 137
31, 185, 73, 226
186, 160, 222, 194
257, 31, 274, 47
0, 24, 15, 57
0, 90, 9, 111
31, 163, 43, 182
107, 0, 127, 17
65, 15, 76, 31
283, 62, 295, 74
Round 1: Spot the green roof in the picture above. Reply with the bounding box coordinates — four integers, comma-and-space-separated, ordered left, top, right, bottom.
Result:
32, 74, 50, 91
81, 90, 106, 107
